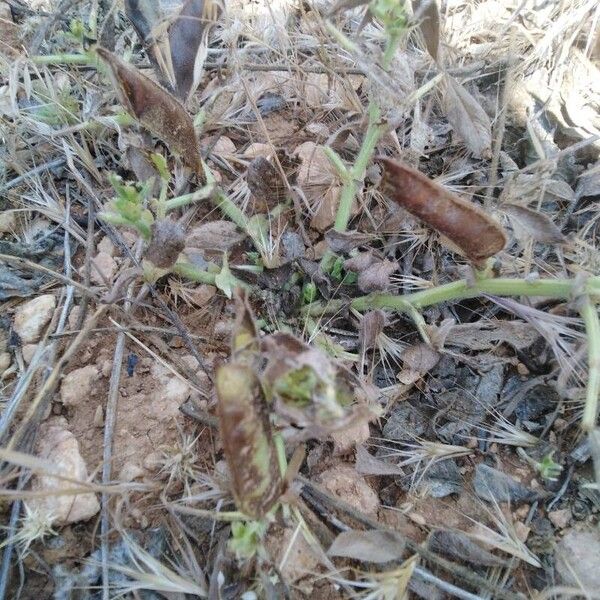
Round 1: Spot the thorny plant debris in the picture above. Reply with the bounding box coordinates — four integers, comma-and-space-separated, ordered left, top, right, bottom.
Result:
1, 0, 600, 599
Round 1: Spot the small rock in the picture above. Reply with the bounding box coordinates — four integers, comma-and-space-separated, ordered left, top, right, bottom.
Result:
0, 352, 11, 373
28, 422, 100, 525
93, 405, 104, 427
244, 143, 273, 159
331, 420, 370, 454
319, 464, 379, 515
514, 521, 530, 542
21, 344, 37, 365
556, 529, 600, 590
119, 462, 145, 482
90, 252, 117, 285
143, 452, 163, 472
548, 508, 571, 530
265, 525, 318, 591
13, 294, 56, 343
97, 236, 117, 257
0, 210, 16, 233
60, 365, 100, 407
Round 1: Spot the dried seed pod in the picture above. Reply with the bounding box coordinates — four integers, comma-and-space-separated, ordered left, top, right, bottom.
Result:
96, 47, 201, 174
379, 158, 507, 263
169, 0, 222, 102
144, 218, 185, 269
215, 362, 282, 519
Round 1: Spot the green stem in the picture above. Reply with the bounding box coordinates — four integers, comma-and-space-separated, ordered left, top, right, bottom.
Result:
304, 275, 600, 316
172, 262, 217, 285
164, 184, 215, 213
32, 53, 96, 66
210, 190, 248, 232
333, 103, 383, 233
581, 296, 600, 431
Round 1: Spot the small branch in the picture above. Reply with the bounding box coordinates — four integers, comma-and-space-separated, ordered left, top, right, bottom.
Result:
581, 296, 600, 431
304, 275, 598, 316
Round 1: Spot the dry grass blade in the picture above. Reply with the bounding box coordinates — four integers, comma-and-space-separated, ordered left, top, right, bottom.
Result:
412, 0, 441, 60
169, 0, 222, 103
96, 48, 201, 174
443, 74, 492, 158
380, 158, 507, 262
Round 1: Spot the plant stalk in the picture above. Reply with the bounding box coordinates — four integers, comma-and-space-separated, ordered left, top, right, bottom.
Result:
304, 275, 600, 316
581, 296, 600, 431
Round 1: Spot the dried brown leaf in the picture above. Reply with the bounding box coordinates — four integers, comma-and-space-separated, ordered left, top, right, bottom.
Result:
246, 157, 287, 206
412, 0, 440, 60
324, 230, 374, 253
169, 0, 222, 102
359, 310, 386, 353
428, 530, 508, 567
144, 219, 185, 269
358, 259, 398, 293
328, 529, 406, 563
96, 48, 201, 174
186, 220, 246, 251
443, 75, 492, 158
401, 342, 440, 373
380, 158, 507, 262
503, 203, 566, 244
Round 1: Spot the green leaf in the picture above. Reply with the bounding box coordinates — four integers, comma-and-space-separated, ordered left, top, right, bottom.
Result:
215, 254, 237, 299
150, 153, 170, 182
302, 282, 318, 304
229, 521, 267, 559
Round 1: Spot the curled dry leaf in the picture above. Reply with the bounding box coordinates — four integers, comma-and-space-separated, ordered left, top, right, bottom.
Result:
328, 529, 406, 563
398, 341, 440, 384
380, 158, 507, 263
344, 252, 398, 292
324, 230, 374, 253
144, 218, 185, 269
96, 48, 201, 174
443, 74, 492, 158
412, 0, 440, 60
169, 0, 222, 102
503, 203, 566, 244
